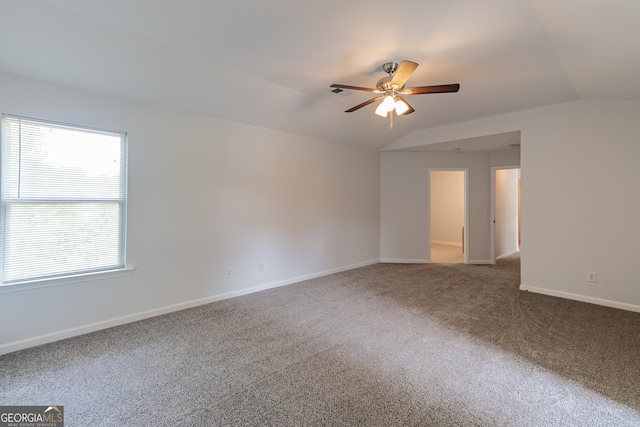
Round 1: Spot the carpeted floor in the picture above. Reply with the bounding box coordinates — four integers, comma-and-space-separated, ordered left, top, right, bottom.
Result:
2, 254, 639, 426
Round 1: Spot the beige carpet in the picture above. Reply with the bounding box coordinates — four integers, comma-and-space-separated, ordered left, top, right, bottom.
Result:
2, 254, 639, 426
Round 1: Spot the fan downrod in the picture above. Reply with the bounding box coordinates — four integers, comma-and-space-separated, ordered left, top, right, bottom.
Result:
377, 62, 400, 91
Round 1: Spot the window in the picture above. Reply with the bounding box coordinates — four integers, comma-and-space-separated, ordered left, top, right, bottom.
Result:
1, 115, 127, 285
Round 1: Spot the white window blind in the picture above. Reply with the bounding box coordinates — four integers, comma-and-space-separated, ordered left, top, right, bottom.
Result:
1, 115, 127, 284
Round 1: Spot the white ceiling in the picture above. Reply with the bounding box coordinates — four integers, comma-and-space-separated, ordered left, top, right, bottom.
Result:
0, 0, 638, 151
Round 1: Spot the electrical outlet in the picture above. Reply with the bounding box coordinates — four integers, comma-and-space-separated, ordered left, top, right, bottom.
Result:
226, 268, 233, 278
587, 271, 597, 283
258, 263, 264, 273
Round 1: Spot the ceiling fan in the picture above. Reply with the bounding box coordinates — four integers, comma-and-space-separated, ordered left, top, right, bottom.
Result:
330, 60, 460, 127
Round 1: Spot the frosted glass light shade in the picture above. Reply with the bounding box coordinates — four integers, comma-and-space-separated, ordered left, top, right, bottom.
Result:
381, 95, 395, 110
375, 102, 389, 117
395, 99, 409, 115
375, 95, 396, 117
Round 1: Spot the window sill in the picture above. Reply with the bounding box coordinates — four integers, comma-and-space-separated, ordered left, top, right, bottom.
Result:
0, 267, 136, 294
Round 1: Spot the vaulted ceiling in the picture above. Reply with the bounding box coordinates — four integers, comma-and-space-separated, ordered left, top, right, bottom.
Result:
0, 0, 638, 150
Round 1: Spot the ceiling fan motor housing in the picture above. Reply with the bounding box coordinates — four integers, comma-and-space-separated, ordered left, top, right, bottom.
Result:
376, 76, 401, 92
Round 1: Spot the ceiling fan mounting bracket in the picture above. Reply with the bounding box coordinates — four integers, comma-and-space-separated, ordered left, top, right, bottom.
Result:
382, 62, 398, 75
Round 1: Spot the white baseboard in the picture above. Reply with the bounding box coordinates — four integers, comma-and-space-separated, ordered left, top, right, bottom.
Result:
469, 260, 493, 265
496, 249, 519, 260
431, 240, 462, 247
520, 284, 640, 313
379, 258, 491, 265
0, 259, 380, 355
379, 259, 430, 264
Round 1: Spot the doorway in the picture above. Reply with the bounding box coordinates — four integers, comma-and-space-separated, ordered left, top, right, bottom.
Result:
491, 167, 520, 263
429, 169, 468, 264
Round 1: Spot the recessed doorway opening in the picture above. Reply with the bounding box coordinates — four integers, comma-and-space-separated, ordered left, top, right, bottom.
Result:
429, 169, 468, 264
491, 166, 521, 264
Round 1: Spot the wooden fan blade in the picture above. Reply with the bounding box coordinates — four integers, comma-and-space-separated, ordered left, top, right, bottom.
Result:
345, 96, 384, 113
404, 84, 460, 95
390, 60, 418, 88
396, 96, 415, 115
330, 84, 377, 92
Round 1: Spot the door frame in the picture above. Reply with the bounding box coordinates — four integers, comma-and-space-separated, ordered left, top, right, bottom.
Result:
490, 165, 520, 264
428, 168, 469, 264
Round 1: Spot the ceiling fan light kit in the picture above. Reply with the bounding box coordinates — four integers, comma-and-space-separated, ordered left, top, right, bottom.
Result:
330, 60, 460, 128
374, 95, 409, 117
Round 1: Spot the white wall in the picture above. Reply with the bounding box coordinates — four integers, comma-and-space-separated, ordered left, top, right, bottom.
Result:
0, 71, 381, 354
430, 171, 464, 245
490, 149, 521, 167
495, 168, 519, 258
384, 99, 640, 312
381, 151, 492, 264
